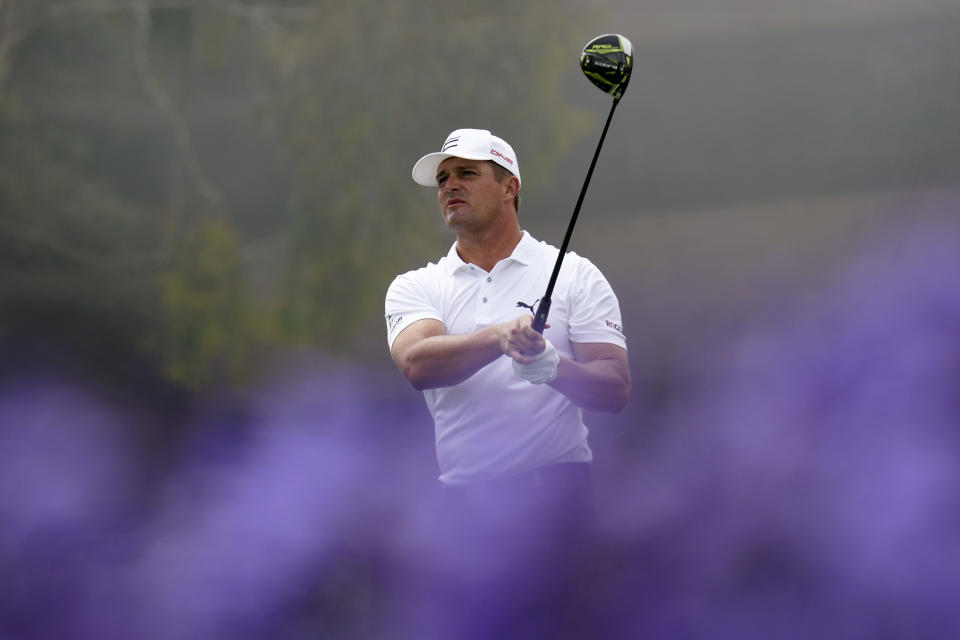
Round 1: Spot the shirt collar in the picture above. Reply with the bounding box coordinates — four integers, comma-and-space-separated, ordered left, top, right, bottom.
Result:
509, 230, 538, 266
444, 230, 537, 276
444, 241, 469, 275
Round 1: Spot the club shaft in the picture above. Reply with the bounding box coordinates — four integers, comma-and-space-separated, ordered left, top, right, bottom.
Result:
532, 95, 621, 333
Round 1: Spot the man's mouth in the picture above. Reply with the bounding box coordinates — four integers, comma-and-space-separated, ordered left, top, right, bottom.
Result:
446, 198, 466, 207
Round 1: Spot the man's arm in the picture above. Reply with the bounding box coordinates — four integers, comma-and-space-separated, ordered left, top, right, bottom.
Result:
549, 342, 630, 414
391, 316, 540, 390
507, 314, 630, 413
392, 315, 630, 412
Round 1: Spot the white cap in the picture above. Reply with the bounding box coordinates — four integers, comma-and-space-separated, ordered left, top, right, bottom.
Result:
412, 128, 521, 187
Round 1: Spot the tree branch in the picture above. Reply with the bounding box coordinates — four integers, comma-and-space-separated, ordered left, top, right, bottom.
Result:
131, 0, 222, 206
0, 0, 38, 95
3, 0, 313, 199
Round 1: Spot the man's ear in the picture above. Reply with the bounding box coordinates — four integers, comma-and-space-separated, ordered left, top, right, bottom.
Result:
504, 175, 520, 198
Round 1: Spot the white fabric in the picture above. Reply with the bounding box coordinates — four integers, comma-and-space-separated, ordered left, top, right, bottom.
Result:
385, 231, 626, 485
411, 128, 521, 187
512, 338, 559, 384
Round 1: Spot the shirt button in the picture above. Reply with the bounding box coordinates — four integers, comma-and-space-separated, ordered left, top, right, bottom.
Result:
486, 277, 492, 283
482, 297, 488, 303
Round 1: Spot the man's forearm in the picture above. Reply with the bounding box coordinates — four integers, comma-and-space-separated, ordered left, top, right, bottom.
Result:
398, 325, 506, 390
548, 356, 630, 413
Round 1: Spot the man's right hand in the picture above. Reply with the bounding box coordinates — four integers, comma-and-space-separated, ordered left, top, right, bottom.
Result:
499, 314, 550, 363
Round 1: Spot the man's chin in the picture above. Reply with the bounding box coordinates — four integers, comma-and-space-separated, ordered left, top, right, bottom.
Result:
443, 210, 472, 228
445, 203, 470, 215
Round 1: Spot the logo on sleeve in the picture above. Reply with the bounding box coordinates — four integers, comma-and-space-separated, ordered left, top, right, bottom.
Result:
606, 319, 624, 335
387, 314, 404, 336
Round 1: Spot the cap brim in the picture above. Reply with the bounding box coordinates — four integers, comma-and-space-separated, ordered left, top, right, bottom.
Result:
411, 152, 447, 187
411, 151, 494, 187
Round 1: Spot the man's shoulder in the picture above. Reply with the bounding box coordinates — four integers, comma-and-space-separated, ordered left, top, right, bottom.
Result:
519, 232, 609, 284
386, 256, 455, 307
516, 231, 559, 263
391, 255, 450, 284
523, 232, 594, 266
566, 250, 601, 269
558, 249, 604, 277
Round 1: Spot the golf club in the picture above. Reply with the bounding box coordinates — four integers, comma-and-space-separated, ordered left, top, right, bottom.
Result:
530, 33, 633, 334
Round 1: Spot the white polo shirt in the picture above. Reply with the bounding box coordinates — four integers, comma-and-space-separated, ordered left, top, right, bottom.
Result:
385, 230, 626, 485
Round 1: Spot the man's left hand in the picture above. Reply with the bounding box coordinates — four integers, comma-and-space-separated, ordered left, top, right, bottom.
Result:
512, 338, 559, 384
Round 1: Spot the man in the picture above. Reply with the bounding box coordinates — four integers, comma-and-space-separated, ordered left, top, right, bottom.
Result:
385, 128, 629, 502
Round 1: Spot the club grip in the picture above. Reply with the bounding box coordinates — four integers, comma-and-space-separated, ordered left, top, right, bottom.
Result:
531, 298, 551, 334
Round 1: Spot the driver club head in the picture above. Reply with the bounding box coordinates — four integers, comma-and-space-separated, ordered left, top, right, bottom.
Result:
580, 34, 633, 100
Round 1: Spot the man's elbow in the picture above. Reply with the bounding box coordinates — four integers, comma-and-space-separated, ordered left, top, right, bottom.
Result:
408, 375, 433, 392
393, 344, 428, 390
398, 355, 449, 391
602, 357, 631, 413
584, 389, 629, 414
398, 359, 431, 391
607, 382, 631, 414
599, 372, 631, 413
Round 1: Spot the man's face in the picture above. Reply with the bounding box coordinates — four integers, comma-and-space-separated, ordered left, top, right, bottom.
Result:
435, 158, 509, 231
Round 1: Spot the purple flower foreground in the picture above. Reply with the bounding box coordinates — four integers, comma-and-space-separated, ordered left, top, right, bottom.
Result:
1, 197, 959, 639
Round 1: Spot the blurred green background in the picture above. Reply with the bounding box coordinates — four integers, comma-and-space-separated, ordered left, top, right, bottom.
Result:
1, 0, 958, 399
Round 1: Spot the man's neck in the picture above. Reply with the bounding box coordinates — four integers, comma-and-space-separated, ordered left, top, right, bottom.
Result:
455, 224, 523, 273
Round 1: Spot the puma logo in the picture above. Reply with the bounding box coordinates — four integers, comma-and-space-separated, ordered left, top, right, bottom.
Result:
516, 298, 540, 314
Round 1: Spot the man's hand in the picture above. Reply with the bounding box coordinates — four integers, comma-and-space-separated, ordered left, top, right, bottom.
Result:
499, 314, 547, 362
512, 340, 559, 384
501, 315, 559, 384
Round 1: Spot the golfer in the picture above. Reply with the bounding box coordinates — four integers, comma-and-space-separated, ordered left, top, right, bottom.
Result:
385, 128, 629, 503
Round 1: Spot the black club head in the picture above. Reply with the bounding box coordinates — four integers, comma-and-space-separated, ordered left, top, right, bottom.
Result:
580, 34, 633, 100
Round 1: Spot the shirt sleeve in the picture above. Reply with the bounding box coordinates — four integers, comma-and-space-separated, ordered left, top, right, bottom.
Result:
384, 270, 444, 350
566, 256, 627, 349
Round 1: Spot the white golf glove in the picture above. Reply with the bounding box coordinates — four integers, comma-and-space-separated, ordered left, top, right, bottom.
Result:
512, 339, 560, 384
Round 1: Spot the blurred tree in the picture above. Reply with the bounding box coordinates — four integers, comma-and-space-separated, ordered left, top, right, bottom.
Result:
155, 218, 271, 387
258, 1, 590, 351
0, 0, 589, 389
0, 0, 163, 381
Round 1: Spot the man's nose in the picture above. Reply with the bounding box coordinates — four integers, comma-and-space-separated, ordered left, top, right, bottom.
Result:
442, 177, 460, 192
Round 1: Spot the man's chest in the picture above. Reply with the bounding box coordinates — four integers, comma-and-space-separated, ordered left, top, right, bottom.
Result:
439, 262, 567, 334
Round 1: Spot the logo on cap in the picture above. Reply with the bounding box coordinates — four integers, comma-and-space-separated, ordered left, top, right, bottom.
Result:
441, 136, 460, 152
491, 149, 514, 165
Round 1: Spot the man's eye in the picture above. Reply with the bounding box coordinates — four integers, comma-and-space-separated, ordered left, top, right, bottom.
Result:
437, 176, 447, 185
